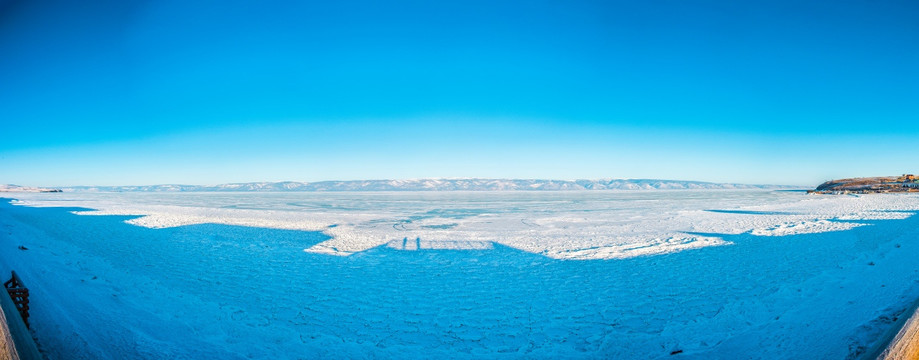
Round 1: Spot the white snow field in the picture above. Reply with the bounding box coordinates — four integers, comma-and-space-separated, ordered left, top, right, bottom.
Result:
1, 190, 919, 359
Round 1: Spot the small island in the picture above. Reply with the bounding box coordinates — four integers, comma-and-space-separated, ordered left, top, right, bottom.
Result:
809, 174, 919, 194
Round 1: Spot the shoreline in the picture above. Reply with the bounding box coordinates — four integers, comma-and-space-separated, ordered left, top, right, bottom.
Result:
864, 295, 919, 359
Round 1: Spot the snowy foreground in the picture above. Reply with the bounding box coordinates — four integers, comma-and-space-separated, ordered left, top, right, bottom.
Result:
1, 190, 919, 359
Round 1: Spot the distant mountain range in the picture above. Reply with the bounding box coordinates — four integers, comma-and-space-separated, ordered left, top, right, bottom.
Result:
60, 179, 798, 192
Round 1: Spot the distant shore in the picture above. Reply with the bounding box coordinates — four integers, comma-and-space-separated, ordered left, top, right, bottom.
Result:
808, 175, 919, 195
0, 185, 61, 193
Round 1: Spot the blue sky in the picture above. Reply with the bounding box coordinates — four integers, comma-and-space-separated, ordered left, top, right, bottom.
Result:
1, 0, 917, 187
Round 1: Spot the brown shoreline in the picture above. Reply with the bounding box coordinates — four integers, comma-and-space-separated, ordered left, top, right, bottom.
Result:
863, 296, 919, 359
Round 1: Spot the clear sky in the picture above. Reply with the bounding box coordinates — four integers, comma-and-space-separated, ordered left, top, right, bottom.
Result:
1, 0, 917, 187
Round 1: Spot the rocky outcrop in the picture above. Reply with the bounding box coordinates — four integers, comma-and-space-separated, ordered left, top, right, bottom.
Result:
810, 175, 919, 194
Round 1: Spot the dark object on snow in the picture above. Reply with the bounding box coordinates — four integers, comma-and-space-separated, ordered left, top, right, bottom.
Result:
16, 246, 26, 251
4, 271, 29, 329
670, 349, 683, 355
0, 270, 40, 360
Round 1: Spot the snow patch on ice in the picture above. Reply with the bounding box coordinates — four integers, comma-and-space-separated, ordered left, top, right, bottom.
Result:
385, 239, 494, 251
750, 220, 868, 236
547, 235, 728, 260
836, 211, 915, 220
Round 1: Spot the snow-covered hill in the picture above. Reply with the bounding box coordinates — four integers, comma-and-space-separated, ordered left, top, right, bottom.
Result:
63, 179, 798, 192
0, 184, 62, 193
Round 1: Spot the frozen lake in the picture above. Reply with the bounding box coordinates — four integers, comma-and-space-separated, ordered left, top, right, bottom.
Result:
2, 190, 919, 359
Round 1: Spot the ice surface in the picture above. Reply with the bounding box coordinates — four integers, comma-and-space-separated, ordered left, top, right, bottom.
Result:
11, 190, 918, 260
2, 190, 919, 359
